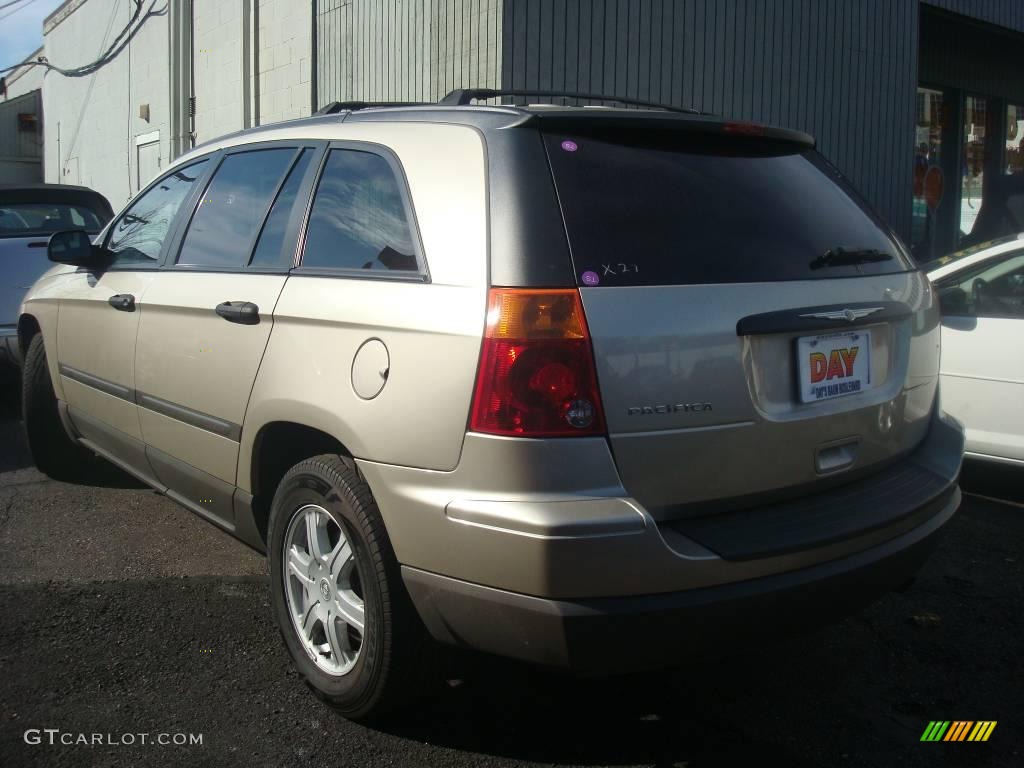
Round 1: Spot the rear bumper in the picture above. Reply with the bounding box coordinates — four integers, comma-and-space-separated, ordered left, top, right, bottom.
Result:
403, 485, 959, 672
363, 409, 965, 669
363, 408, 963, 598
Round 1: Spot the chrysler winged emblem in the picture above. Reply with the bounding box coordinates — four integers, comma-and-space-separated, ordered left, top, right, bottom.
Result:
799, 307, 884, 323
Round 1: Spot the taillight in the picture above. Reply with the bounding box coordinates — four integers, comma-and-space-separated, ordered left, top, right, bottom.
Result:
469, 288, 606, 437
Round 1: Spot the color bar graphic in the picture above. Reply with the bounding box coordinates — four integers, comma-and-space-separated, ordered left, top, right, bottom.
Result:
921, 721, 950, 741
944, 721, 973, 741
920, 720, 997, 742
968, 722, 997, 742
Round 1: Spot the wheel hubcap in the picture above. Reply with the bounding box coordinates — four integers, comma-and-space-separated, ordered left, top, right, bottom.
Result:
283, 503, 365, 676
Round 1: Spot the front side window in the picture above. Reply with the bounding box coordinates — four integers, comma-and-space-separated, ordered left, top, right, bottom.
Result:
301, 149, 418, 273
107, 159, 208, 265
937, 251, 1024, 319
177, 148, 295, 268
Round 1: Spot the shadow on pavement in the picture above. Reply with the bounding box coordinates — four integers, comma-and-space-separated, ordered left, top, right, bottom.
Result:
0, 370, 31, 473
0, 369, 144, 488
377, 651, 814, 766
960, 458, 1024, 505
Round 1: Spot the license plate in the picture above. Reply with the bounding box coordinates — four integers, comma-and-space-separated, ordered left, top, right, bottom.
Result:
797, 331, 872, 403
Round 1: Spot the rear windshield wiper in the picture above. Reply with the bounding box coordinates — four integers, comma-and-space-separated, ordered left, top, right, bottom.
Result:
809, 247, 893, 270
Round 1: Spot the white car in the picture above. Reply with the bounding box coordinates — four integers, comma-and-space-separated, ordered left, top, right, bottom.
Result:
926, 235, 1024, 466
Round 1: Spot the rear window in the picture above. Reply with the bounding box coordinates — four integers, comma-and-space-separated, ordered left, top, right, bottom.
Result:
0, 203, 106, 238
543, 129, 914, 286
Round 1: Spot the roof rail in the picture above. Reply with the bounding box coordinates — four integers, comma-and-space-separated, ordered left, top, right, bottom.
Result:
438, 88, 702, 114
314, 100, 427, 115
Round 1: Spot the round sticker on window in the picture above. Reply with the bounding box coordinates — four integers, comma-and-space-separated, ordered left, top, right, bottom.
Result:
561, 140, 579, 152
581, 270, 600, 286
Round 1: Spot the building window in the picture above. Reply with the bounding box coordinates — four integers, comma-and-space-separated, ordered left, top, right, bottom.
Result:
960, 95, 988, 243
1007, 104, 1023, 175
912, 87, 944, 255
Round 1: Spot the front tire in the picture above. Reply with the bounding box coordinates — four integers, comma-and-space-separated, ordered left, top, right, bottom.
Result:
268, 454, 430, 720
21, 334, 97, 481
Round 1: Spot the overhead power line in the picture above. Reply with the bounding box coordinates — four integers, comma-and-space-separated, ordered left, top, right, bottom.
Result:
0, 0, 40, 23
0, 0, 161, 77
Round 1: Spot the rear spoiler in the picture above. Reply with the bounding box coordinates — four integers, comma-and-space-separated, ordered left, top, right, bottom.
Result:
526, 109, 815, 149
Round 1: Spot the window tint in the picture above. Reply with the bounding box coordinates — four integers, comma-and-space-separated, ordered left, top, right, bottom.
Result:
937, 251, 1024, 319
177, 149, 295, 268
0, 204, 104, 237
302, 149, 418, 272
543, 129, 913, 286
249, 148, 313, 267
107, 160, 208, 264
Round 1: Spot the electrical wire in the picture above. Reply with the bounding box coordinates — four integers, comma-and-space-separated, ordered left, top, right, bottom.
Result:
0, 0, 39, 23
0, 0, 156, 76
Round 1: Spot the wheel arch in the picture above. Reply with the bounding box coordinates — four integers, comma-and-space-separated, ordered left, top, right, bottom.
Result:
244, 416, 360, 546
18, 310, 65, 400
17, 312, 42, 359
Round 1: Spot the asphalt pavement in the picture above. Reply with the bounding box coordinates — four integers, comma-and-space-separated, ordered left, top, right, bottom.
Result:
0, 370, 1020, 768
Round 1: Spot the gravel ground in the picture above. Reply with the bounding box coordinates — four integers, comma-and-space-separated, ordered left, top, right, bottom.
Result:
0, 371, 1020, 768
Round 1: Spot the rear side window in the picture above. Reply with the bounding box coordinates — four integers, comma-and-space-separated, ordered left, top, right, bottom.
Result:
543, 129, 914, 286
250, 149, 314, 267
301, 148, 419, 273
177, 148, 295, 268
0, 204, 105, 236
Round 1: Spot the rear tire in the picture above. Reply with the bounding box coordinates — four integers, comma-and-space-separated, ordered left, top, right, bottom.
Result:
268, 454, 432, 720
21, 334, 98, 481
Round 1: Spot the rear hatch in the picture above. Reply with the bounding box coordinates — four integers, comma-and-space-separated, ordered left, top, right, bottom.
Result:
539, 114, 940, 518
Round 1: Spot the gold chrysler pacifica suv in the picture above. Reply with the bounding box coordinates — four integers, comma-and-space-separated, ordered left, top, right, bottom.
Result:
18, 91, 964, 719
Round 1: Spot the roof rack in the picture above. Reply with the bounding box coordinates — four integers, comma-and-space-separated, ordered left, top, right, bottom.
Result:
438, 88, 702, 114
314, 100, 426, 115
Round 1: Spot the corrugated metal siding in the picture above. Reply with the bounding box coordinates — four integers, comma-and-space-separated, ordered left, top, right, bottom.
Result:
0, 90, 43, 161
920, 8, 1024, 101
924, 0, 1024, 34
316, 0, 501, 105
502, 0, 920, 241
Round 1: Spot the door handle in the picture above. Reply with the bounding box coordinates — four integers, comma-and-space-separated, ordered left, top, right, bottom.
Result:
215, 301, 260, 325
108, 293, 136, 312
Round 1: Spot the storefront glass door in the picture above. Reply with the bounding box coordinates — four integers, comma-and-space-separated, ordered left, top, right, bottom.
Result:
911, 87, 945, 258
960, 95, 989, 244
1007, 104, 1024, 175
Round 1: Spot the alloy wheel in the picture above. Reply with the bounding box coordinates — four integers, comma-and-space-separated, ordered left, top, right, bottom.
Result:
282, 503, 365, 676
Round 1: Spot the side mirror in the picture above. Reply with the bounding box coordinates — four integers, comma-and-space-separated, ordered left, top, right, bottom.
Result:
937, 286, 969, 316
48, 229, 99, 266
